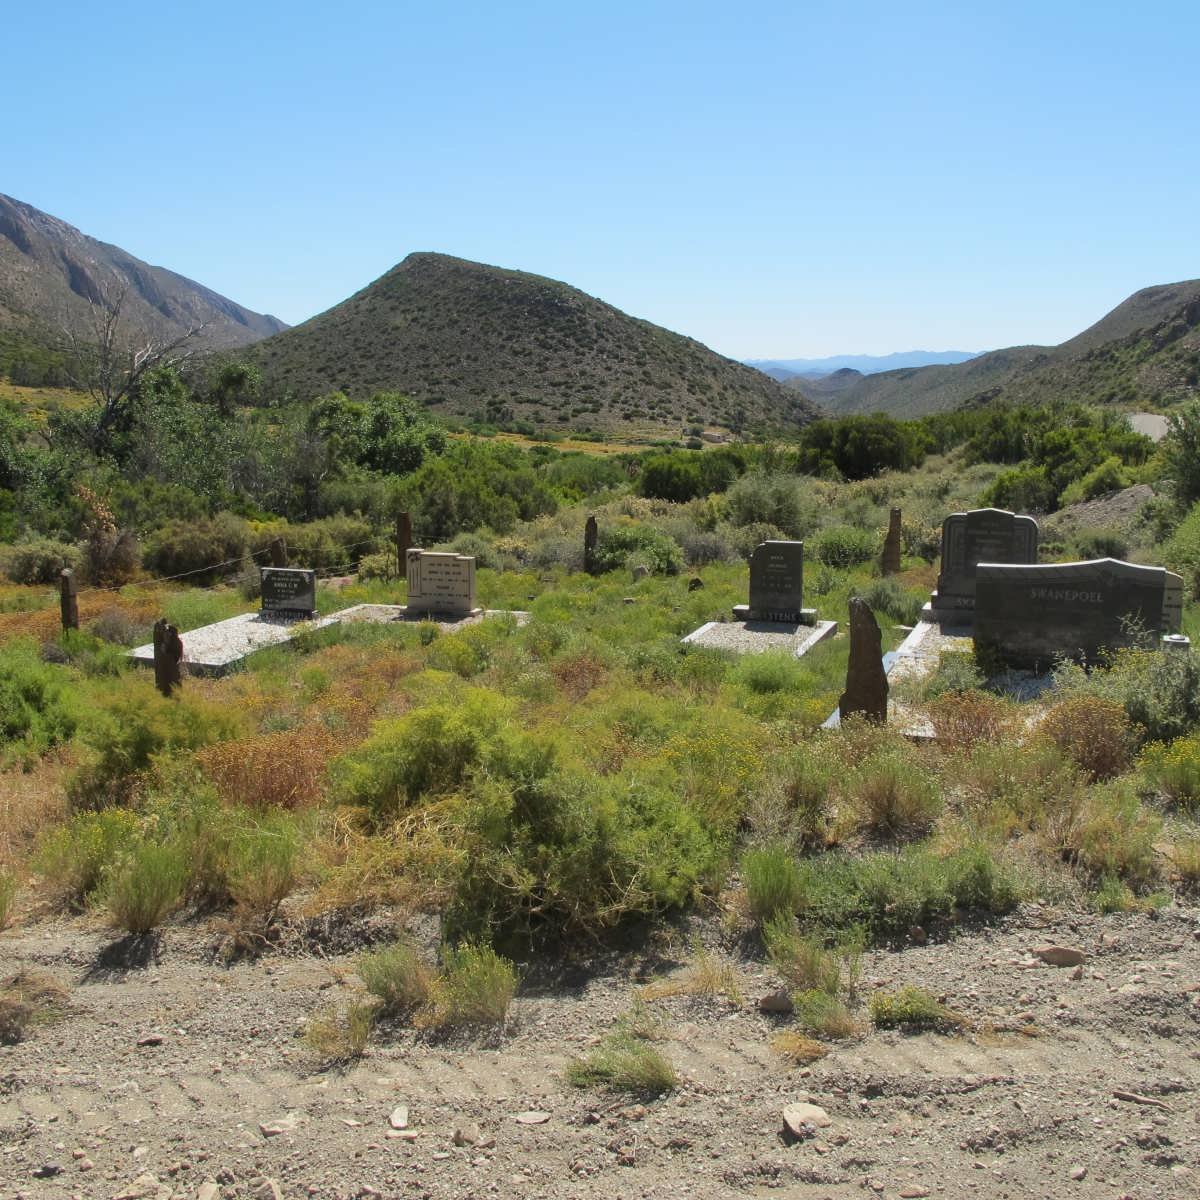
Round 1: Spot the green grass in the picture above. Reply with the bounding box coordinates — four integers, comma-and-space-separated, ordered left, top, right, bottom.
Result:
105, 842, 187, 935
869, 986, 965, 1031
565, 1009, 678, 1095
742, 843, 804, 924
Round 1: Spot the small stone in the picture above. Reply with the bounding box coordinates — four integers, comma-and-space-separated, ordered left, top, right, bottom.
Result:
253, 1180, 283, 1200
899, 1188, 931, 1199
32, 1164, 62, 1178
758, 990, 794, 1015
1033, 945, 1085, 968
259, 1114, 299, 1137
389, 1105, 409, 1130
1070, 964, 1084, 981
387, 1130, 418, 1141
514, 1111, 551, 1125
452, 1124, 481, 1146
197, 1185, 221, 1200
78, 1159, 94, 1172
432, 1151, 451, 1161
133, 1146, 148, 1159
136, 1033, 164, 1047
113, 1175, 162, 1200
1070, 1165, 1088, 1181
782, 1103, 832, 1140
342, 1118, 363, 1128
71, 1149, 87, 1160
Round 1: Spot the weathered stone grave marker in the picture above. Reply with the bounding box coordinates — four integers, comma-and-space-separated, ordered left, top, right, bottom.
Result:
261, 567, 317, 618
882, 507, 902, 576
931, 507, 1038, 616
59, 568, 78, 632
268, 537, 288, 568
396, 512, 413, 578
584, 514, 598, 575
733, 540, 814, 625
152, 618, 184, 696
839, 597, 888, 723
405, 549, 480, 617
974, 557, 1184, 668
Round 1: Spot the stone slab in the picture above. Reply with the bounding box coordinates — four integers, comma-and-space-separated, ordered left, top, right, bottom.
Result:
131, 604, 530, 677
682, 618, 837, 658
974, 557, 1184, 668
406, 549, 477, 616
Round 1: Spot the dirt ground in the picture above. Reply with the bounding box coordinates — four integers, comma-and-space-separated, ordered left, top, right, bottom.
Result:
1, 899, 1197, 1200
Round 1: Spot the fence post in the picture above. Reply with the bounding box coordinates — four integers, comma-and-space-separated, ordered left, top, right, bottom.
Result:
396, 512, 413, 579
59, 568, 79, 632
152, 618, 185, 697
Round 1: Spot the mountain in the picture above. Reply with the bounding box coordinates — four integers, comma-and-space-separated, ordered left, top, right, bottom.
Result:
783, 366, 865, 403
749, 350, 979, 378
251, 252, 818, 433
823, 281, 1200, 418
0, 193, 287, 353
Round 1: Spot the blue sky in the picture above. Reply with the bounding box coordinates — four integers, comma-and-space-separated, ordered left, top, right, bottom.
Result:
6, 1, 1198, 358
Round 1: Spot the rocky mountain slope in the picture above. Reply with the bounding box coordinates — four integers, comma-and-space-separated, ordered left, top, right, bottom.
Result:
0, 193, 286, 353
822, 280, 1200, 418
250, 253, 817, 433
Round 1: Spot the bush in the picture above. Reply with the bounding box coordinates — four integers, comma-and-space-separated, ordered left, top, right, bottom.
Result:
742, 844, 804, 925
1072, 782, 1160, 888
224, 811, 302, 931
761, 748, 832, 848
105, 841, 187, 934
923, 650, 984, 698
852, 578, 924, 625
592, 523, 683, 575
792, 988, 861, 1039
357, 551, 397, 582
869, 986, 964, 1031
0, 538, 78, 584
1140, 734, 1200, 810
1163, 500, 1200, 598
845, 753, 941, 839
422, 942, 517, 1027
358, 939, 434, 1014
925, 690, 1013, 750
0, 640, 79, 765
143, 512, 249, 583
197, 728, 338, 810
724, 473, 819, 538
983, 465, 1055, 513
1059, 456, 1132, 507
1073, 528, 1129, 561
303, 999, 377, 1062
811, 525, 876, 568
33, 809, 141, 908
1039, 695, 1133, 781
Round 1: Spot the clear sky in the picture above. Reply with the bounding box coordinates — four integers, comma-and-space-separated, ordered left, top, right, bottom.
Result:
6, 1, 1198, 359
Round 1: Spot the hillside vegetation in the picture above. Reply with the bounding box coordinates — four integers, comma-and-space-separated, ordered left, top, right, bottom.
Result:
250, 253, 816, 435
822, 280, 1200, 418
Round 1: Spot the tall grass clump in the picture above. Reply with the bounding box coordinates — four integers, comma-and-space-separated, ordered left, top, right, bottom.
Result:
844, 751, 941, 839
750, 747, 833, 848
358, 939, 434, 1014
420, 942, 517, 1028
1071, 781, 1160, 889
0, 871, 15, 929
742, 844, 804, 924
762, 915, 841, 993
1039, 695, 1134, 781
33, 809, 141, 908
0, 640, 79, 765
925, 690, 1014, 751
566, 1009, 677, 1095
105, 842, 187, 935
224, 811, 303, 931
852, 578, 925, 626
869, 986, 964, 1031
730, 650, 808, 696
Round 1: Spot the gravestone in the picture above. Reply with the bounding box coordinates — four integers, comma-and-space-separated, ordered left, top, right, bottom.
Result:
260, 567, 317, 617
974, 557, 1184, 669
584, 514, 598, 575
268, 536, 288, 568
733, 541, 814, 624
396, 512, 413, 579
839, 598, 887, 723
932, 508, 1038, 614
405, 549, 479, 617
152, 618, 185, 696
59, 568, 79, 632
882, 508, 902, 575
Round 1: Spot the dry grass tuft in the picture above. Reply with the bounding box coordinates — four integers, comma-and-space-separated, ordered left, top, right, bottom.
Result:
303, 998, 378, 1062
770, 1030, 829, 1064
640, 948, 743, 1005
1039, 695, 1134, 781
925, 690, 1015, 751
197, 727, 339, 810
0, 970, 69, 1044
0, 758, 71, 869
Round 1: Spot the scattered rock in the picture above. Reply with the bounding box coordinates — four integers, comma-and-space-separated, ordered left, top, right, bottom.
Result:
252, 1180, 283, 1200
758, 990, 794, 1015
388, 1105, 409, 1130
782, 1103, 832, 1140
32, 1164, 62, 1178
77, 1158, 94, 1172
258, 1114, 299, 1137
514, 1111, 551, 1125
113, 1175, 166, 1200
1033, 945, 1085, 968
453, 1124, 481, 1146
197, 1185, 221, 1200
136, 1033, 164, 1047
899, 1188, 931, 1199
1112, 1089, 1171, 1111
1070, 1165, 1088, 1180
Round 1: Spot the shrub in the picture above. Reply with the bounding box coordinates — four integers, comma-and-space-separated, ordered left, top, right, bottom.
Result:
592, 523, 683, 575
357, 551, 397, 582
1072, 782, 1160, 888
1140, 734, 1200, 810
1059, 456, 1131, 507
923, 651, 984, 698
761, 748, 833, 848
224, 811, 302, 931
358, 939, 434, 1014
925, 690, 1014, 750
0, 538, 78, 585
853, 578, 924, 625
763, 915, 840, 994
724, 473, 819, 538
143, 512, 249, 583
105, 842, 187, 934
566, 1016, 677, 1095
87, 607, 150, 646
844, 753, 941, 839
869, 986, 964, 1031
33, 809, 141, 908
792, 988, 861, 1039
742, 844, 804, 925
1163, 500, 1200, 597
303, 999, 377, 1062
197, 728, 338, 810
1073, 528, 1129, 561
811, 525, 876, 568
0, 640, 79, 765
421, 942, 517, 1027
1039, 695, 1134, 781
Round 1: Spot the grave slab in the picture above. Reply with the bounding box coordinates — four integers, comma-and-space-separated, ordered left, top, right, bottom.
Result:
131, 604, 529, 677
681, 618, 837, 658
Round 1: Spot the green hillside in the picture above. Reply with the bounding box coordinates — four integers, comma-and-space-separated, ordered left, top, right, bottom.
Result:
251, 252, 817, 435
821, 280, 1200, 418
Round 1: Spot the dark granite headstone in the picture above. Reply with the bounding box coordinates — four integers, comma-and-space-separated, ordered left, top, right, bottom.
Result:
839, 598, 887, 723
933, 508, 1039, 613
261, 567, 317, 617
734, 541, 811, 624
974, 557, 1184, 668
882, 507, 902, 576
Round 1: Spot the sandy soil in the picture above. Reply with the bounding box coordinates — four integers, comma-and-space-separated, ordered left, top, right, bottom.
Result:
1, 900, 1197, 1200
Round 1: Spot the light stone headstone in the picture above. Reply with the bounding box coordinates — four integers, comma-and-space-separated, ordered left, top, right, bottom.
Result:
405, 549, 479, 617
974, 557, 1183, 668
932, 508, 1039, 613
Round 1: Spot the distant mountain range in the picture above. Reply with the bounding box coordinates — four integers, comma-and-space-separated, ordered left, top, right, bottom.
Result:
815, 281, 1200, 417
0, 193, 286, 351
749, 350, 979, 382
248, 252, 818, 432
